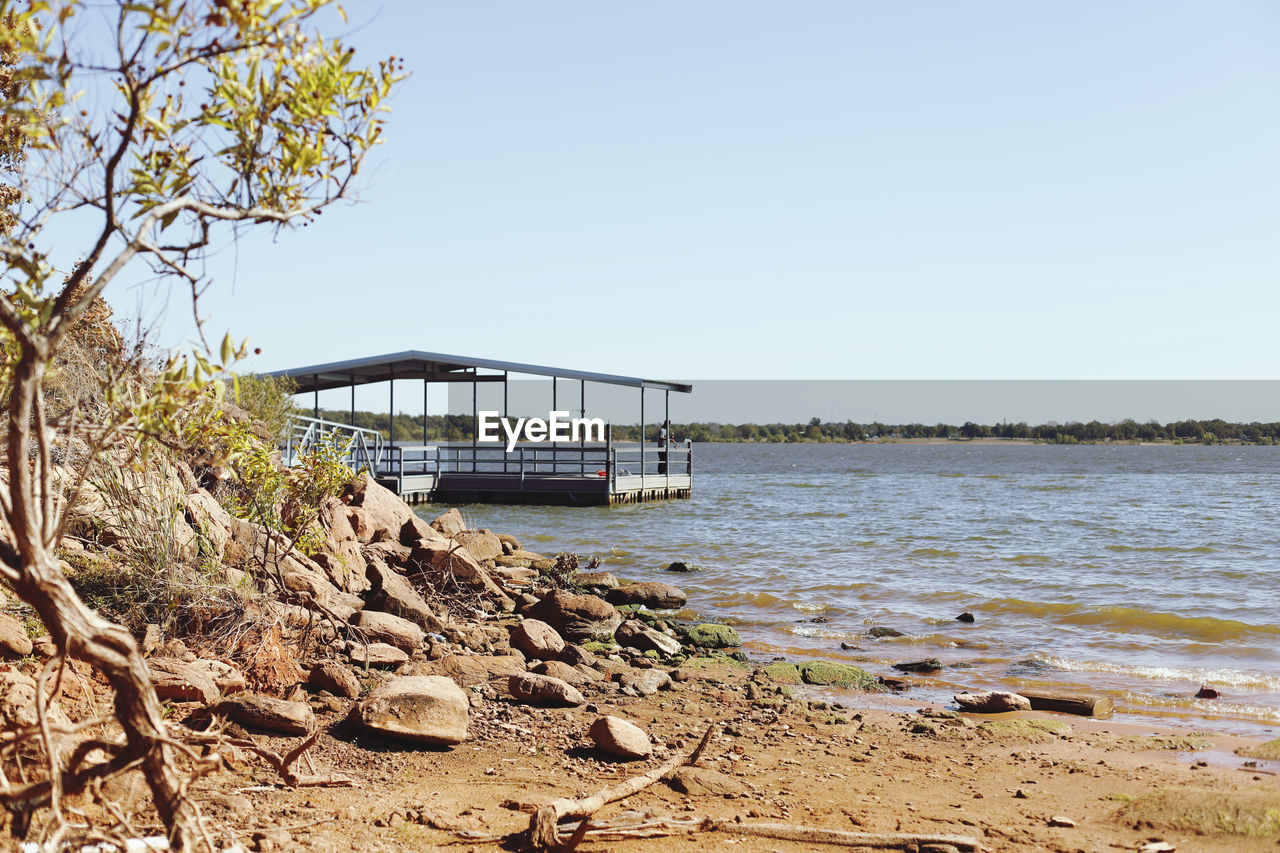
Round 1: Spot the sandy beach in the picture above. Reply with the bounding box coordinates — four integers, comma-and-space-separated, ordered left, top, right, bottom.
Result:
39, 622, 1276, 852
119, 653, 1276, 852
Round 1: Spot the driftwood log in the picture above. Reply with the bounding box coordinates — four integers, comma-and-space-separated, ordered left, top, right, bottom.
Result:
1017, 690, 1113, 717
527, 722, 716, 849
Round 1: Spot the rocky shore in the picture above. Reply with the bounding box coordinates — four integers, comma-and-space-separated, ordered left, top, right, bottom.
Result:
3, 473, 1278, 852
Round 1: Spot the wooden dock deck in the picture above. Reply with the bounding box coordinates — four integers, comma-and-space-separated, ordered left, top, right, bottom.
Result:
286, 416, 692, 506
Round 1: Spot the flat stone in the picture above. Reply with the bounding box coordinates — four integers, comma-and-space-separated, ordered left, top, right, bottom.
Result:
531, 660, 599, 685
346, 641, 409, 668
606, 582, 687, 610
893, 658, 943, 673
589, 715, 651, 759
349, 609, 424, 652
412, 654, 526, 688
508, 672, 585, 707
219, 693, 313, 736
869, 626, 904, 638
667, 766, 742, 796
0, 612, 33, 658
510, 619, 565, 660
616, 668, 672, 697
352, 675, 469, 745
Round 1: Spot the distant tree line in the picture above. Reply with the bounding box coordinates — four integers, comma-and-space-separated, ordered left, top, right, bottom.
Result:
309, 407, 1278, 445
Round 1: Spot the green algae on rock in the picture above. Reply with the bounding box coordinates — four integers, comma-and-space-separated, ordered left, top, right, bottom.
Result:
797, 661, 876, 690
687, 624, 741, 648
976, 718, 1072, 742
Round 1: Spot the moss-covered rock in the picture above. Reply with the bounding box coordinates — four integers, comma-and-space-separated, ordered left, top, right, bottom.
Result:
581, 641, 618, 654
762, 662, 801, 684
1112, 787, 1280, 837
1237, 737, 1280, 760
977, 718, 1072, 743
686, 623, 741, 648
797, 661, 876, 690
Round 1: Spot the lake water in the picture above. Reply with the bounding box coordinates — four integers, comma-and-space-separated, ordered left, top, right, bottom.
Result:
426, 443, 1280, 737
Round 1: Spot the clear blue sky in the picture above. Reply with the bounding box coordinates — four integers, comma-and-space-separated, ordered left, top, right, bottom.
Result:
108, 1, 1280, 383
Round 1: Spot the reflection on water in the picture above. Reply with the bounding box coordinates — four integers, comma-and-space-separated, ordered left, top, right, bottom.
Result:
424, 443, 1280, 737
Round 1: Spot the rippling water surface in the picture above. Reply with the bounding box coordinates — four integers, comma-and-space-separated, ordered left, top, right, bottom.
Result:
424, 443, 1280, 737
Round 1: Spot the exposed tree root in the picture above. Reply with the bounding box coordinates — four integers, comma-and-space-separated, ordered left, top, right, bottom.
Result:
526, 722, 715, 851
510, 719, 983, 852
181, 726, 356, 789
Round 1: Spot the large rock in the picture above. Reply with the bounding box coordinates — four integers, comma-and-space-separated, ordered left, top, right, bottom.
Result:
531, 660, 600, 685
183, 491, 232, 562
413, 654, 526, 688
364, 540, 413, 567
527, 589, 623, 642
0, 666, 72, 729
686, 624, 741, 649
218, 693, 313, 736
365, 556, 445, 633
606, 582, 687, 610
349, 610, 424, 652
148, 658, 220, 705
615, 620, 681, 657
0, 612, 32, 658
348, 473, 417, 541
615, 668, 672, 697
401, 514, 446, 546
510, 619, 565, 660
430, 508, 466, 537
454, 529, 503, 562
309, 661, 360, 699
954, 691, 1032, 713
576, 571, 620, 589
589, 715, 651, 759
508, 672, 585, 707
352, 676, 468, 745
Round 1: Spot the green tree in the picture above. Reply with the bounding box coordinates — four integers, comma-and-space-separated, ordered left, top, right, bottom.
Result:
0, 2, 397, 847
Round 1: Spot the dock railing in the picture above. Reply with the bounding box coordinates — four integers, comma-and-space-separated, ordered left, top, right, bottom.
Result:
283, 415, 383, 474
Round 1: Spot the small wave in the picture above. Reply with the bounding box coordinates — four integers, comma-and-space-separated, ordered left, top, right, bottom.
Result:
1105, 544, 1216, 554
1117, 693, 1280, 726
1026, 484, 1075, 491
982, 598, 1280, 642
909, 547, 961, 558
1003, 554, 1051, 564
789, 625, 858, 640
710, 591, 784, 608
1035, 655, 1280, 691
790, 601, 831, 613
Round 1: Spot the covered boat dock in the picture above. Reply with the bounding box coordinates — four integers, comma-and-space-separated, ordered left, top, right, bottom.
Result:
263, 351, 693, 506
